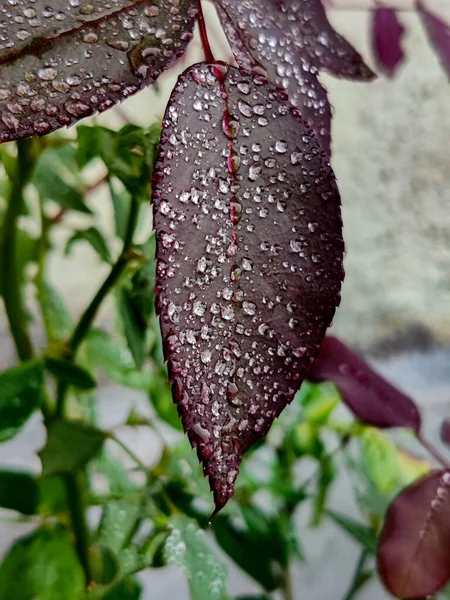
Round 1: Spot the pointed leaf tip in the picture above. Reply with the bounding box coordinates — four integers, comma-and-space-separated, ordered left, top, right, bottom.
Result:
0, 0, 197, 143
378, 469, 450, 599
372, 8, 406, 76
215, 0, 374, 154
308, 336, 422, 432
418, 1, 450, 79
152, 62, 344, 511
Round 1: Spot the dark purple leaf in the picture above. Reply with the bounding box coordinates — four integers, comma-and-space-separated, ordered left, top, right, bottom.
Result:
152, 62, 344, 511
441, 419, 450, 447
418, 1, 450, 79
371, 8, 405, 76
0, 0, 197, 143
215, 0, 375, 154
308, 336, 421, 432
378, 469, 450, 599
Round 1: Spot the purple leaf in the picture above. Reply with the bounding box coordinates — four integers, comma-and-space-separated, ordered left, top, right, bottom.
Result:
441, 419, 450, 447
152, 63, 344, 511
215, 0, 375, 155
378, 469, 450, 599
308, 336, 422, 432
418, 1, 450, 79
371, 8, 405, 77
0, 0, 197, 143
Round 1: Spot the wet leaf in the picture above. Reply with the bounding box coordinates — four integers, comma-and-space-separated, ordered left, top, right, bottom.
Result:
441, 419, 450, 447
0, 359, 44, 441
216, 0, 374, 154
40, 420, 105, 475
0, 526, 84, 600
418, 2, 450, 79
153, 63, 344, 511
164, 515, 228, 600
371, 8, 405, 76
378, 469, 450, 599
0, 1, 197, 143
308, 336, 422, 432
44, 356, 97, 389
65, 227, 112, 264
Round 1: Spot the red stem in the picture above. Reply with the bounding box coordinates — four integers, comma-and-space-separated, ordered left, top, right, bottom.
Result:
196, 0, 215, 63
417, 433, 450, 470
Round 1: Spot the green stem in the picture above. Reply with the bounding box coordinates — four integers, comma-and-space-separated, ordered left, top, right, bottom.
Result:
55, 194, 140, 418
109, 433, 149, 474
1, 140, 36, 361
63, 471, 93, 585
342, 549, 370, 600
280, 563, 294, 600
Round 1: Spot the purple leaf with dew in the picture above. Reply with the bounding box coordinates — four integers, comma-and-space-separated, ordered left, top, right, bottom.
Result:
371, 8, 405, 77
0, 0, 197, 143
214, 0, 375, 155
378, 469, 450, 599
152, 62, 344, 511
308, 335, 421, 432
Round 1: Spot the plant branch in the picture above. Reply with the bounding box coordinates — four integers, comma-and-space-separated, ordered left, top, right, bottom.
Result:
280, 563, 294, 600
108, 433, 149, 474
196, 0, 215, 62
64, 471, 93, 585
342, 549, 370, 600
416, 433, 450, 470
55, 194, 140, 418
1, 140, 36, 361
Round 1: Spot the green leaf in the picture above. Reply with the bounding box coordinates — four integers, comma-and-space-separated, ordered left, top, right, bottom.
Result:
325, 510, 377, 553
44, 356, 97, 389
90, 545, 119, 586
86, 329, 154, 390
0, 228, 39, 297
301, 381, 341, 425
117, 287, 147, 370
36, 279, 73, 342
108, 178, 131, 241
33, 147, 91, 214
149, 369, 182, 431
0, 526, 84, 600
40, 420, 105, 476
38, 476, 68, 515
102, 577, 142, 600
97, 501, 140, 554
311, 454, 335, 526
165, 515, 228, 600
0, 360, 43, 441
65, 227, 112, 264
0, 470, 39, 515
127, 235, 156, 330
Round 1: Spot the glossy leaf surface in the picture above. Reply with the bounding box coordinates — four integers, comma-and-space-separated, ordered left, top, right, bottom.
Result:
372, 8, 405, 76
308, 336, 421, 432
378, 469, 450, 599
215, 0, 374, 154
0, 0, 197, 143
153, 63, 344, 510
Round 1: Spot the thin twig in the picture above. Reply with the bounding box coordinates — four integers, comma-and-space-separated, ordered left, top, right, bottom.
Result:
416, 433, 450, 470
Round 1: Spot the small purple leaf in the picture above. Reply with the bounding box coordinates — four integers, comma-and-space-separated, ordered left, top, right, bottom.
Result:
417, 1, 450, 79
441, 419, 450, 447
0, 1, 197, 143
152, 63, 344, 511
378, 469, 450, 599
371, 8, 405, 76
215, 0, 375, 154
308, 336, 422, 432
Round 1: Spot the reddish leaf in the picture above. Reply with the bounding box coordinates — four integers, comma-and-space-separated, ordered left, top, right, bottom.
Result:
215, 0, 375, 154
418, 1, 450, 79
441, 419, 450, 447
308, 336, 421, 432
0, 0, 197, 143
152, 62, 344, 510
378, 469, 450, 599
371, 8, 405, 76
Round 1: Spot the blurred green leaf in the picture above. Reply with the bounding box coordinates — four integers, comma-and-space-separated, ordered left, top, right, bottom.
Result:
360, 429, 400, 497
235, 597, 271, 600
165, 515, 228, 600
128, 235, 156, 329
290, 422, 325, 459
39, 476, 68, 515
108, 177, 131, 241
90, 545, 119, 586
92, 450, 137, 494
102, 577, 142, 600
0, 359, 43, 441
0, 228, 39, 297
65, 227, 112, 264
0, 527, 84, 600
36, 279, 73, 342
44, 356, 97, 390
0, 470, 39, 515
117, 287, 146, 370
311, 454, 335, 526
149, 369, 182, 431
326, 510, 377, 554
40, 420, 105, 476
97, 501, 140, 554
301, 382, 341, 425
33, 148, 91, 214
86, 329, 154, 390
